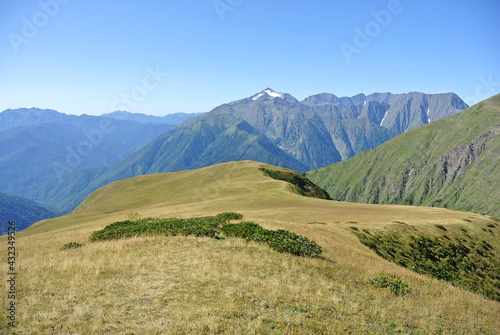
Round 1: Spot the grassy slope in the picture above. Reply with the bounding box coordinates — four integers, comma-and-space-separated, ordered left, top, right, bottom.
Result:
2, 161, 499, 334
307, 94, 500, 217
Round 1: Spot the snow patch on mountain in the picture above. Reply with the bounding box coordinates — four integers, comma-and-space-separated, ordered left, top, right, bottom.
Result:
380, 110, 389, 126
252, 89, 285, 101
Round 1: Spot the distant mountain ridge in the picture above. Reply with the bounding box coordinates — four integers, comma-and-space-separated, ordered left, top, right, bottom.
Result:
307, 94, 500, 217
213, 89, 468, 165
0, 108, 65, 131
13, 88, 469, 212
0, 108, 186, 195
0, 192, 62, 234
101, 110, 205, 125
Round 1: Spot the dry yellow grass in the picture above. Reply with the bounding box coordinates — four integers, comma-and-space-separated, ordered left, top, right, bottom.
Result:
1, 161, 499, 334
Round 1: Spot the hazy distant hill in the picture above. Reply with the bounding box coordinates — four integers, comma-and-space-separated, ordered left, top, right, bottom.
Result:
0, 108, 64, 131
101, 110, 204, 125
307, 94, 500, 217
0, 108, 174, 193
0, 192, 62, 234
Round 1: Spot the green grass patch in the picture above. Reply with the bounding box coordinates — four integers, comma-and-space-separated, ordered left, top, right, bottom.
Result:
90, 213, 322, 258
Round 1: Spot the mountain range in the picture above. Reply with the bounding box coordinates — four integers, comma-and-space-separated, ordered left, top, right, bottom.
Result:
307, 94, 500, 218
3, 89, 469, 213
0, 108, 178, 194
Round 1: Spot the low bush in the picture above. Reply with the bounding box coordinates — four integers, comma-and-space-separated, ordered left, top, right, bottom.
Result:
216, 212, 244, 221
352, 230, 500, 301
369, 276, 411, 296
220, 221, 263, 238
259, 167, 331, 200
62, 242, 84, 250
248, 229, 322, 258
90, 213, 322, 258
90, 216, 222, 241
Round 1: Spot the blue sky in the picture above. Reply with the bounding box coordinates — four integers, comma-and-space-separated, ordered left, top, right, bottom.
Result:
1, 0, 499, 115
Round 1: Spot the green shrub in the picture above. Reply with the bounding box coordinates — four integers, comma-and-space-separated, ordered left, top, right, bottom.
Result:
90, 216, 222, 241
353, 230, 500, 301
369, 276, 411, 296
221, 222, 322, 257
259, 167, 331, 200
216, 212, 244, 221
220, 221, 263, 238
90, 213, 322, 258
248, 229, 322, 258
62, 242, 84, 250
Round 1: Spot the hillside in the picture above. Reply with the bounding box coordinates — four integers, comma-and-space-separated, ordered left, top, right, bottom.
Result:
307, 94, 500, 218
5, 161, 499, 334
0, 192, 62, 234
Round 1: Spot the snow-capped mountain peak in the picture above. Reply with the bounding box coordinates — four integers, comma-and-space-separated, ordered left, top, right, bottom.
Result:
252, 88, 285, 101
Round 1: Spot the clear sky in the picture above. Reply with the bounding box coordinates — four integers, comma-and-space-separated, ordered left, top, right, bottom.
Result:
1, 0, 499, 116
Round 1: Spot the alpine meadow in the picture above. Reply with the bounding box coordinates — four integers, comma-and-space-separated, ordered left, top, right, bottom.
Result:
2, 161, 499, 334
